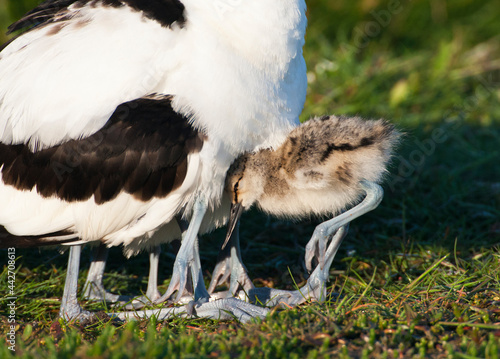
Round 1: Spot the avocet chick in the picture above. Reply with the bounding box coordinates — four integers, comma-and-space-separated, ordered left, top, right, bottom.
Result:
209, 115, 400, 305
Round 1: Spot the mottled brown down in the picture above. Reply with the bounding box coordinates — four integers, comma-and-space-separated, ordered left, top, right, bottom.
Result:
226, 115, 400, 218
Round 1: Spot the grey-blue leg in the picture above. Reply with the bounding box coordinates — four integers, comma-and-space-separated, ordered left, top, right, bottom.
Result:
111, 199, 273, 321
85, 243, 168, 309
239, 181, 383, 307
110, 297, 269, 323
208, 220, 254, 298
83, 243, 131, 303
145, 246, 162, 301
156, 198, 209, 304
124, 245, 162, 309
131, 199, 272, 322
59, 245, 93, 321
305, 181, 383, 271
242, 225, 348, 307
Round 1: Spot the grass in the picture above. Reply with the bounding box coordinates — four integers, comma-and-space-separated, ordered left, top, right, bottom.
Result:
1, 0, 500, 357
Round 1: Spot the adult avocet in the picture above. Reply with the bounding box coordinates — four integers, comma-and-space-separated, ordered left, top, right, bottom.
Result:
0, 0, 307, 321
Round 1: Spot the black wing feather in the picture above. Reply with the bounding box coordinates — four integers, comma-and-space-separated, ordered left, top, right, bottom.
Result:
8, 0, 81, 34
7, 0, 185, 34
0, 96, 204, 205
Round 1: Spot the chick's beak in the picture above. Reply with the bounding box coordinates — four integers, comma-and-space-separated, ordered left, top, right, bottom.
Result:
221, 202, 245, 250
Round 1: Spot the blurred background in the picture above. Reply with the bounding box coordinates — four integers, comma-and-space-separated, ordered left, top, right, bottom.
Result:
0, 0, 499, 319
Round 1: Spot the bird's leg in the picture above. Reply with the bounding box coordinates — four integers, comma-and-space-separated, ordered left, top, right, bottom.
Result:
148, 218, 194, 305
111, 224, 344, 322
110, 297, 270, 323
299, 225, 348, 303
305, 180, 383, 271
208, 220, 254, 299
59, 245, 94, 321
145, 246, 162, 301
239, 181, 383, 307
174, 217, 196, 301
207, 243, 231, 295
85, 243, 166, 309
83, 243, 131, 303
155, 198, 209, 304
123, 245, 162, 309
112, 200, 270, 321
241, 225, 348, 307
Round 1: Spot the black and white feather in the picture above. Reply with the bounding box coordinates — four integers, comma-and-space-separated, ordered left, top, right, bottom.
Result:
0, 96, 203, 247
0, 0, 308, 254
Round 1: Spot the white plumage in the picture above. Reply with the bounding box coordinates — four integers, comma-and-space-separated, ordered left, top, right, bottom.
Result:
0, 0, 306, 247
0, 0, 308, 319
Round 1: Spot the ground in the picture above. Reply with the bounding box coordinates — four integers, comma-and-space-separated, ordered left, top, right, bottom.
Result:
1, 0, 499, 357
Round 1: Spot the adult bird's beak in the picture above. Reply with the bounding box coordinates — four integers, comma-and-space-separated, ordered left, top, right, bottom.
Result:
221, 202, 244, 250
